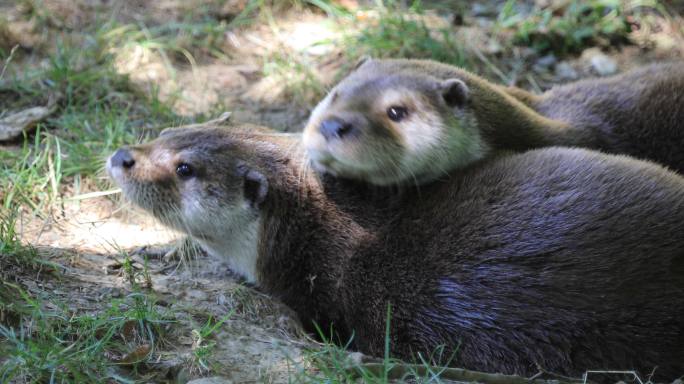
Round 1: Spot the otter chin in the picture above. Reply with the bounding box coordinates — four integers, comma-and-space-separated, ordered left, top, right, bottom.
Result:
109, 121, 684, 379
303, 58, 684, 185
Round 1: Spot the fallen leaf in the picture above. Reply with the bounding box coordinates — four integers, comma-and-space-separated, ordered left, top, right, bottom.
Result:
116, 344, 151, 365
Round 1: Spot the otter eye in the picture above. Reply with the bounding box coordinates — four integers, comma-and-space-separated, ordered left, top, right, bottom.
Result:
387, 106, 408, 122
176, 163, 194, 179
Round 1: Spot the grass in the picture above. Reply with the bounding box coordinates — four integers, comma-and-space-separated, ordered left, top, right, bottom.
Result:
0, 286, 172, 383
0, 32, 180, 212
0, 218, 171, 383
261, 51, 328, 107
294, 304, 461, 383
342, 1, 472, 69
187, 311, 235, 375
497, 0, 664, 55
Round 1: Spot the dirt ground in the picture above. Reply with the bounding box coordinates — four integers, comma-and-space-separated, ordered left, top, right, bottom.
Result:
2, 0, 684, 382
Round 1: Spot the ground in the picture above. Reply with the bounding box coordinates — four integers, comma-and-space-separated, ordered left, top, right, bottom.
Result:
1, 0, 683, 383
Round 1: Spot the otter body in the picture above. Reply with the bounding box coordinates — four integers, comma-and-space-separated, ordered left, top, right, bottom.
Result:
108, 124, 684, 379
303, 59, 684, 185
523, 63, 684, 173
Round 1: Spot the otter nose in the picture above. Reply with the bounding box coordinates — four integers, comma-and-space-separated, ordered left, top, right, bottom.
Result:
110, 148, 135, 169
320, 118, 354, 141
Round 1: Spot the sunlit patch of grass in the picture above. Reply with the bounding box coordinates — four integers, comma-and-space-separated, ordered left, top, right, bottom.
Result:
231, 0, 351, 27
0, 208, 53, 282
0, 128, 61, 212
341, 1, 472, 69
0, 26, 180, 211
101, 20, 233, 65
260, 51, 328, 107
497, 0, 664, 55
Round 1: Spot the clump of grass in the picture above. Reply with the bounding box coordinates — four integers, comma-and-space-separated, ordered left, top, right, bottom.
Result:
342, 1, 471, 68
0, 285, 172, 383
261, 51, 327, 107
294, 304, 459, 383
0, 128, 62, 211
231, 0, 351, 27
101, 20, 232, 64
187, 311, 234, 375
497, 0, 662, 55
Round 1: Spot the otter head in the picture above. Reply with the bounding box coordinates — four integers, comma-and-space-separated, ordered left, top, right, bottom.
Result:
106, 125, 278, 283
303, 58, 488, 186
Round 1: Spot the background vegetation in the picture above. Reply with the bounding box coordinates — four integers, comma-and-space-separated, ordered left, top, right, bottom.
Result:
1, 0, 682, 382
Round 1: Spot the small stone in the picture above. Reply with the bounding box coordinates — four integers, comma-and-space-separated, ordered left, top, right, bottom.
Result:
472, 3, 496, 17
533, 54, 557, 73
187, 377, 233, 384
185, 289, 208, 301
485, 39, 503, 55
581, 48, 618, 76
555, 61, 578, 81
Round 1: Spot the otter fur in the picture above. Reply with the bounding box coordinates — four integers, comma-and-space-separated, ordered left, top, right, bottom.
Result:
108, 123, 684, 379
303, 58, 684, 185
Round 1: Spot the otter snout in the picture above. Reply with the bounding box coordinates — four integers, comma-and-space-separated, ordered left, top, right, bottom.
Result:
110, 148, 135, 169
320, 117, 356, 141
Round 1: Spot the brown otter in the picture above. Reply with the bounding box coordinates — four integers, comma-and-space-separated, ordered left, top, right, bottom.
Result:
303, 58, 684, 185
107, 123, 684, 379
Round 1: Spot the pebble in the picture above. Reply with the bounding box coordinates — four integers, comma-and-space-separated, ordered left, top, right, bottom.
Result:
581, 48, 618, 76
186, 377, 233, 384
533, 54, 557, 73
554, 61, 579, 81
185, 289, 208, 301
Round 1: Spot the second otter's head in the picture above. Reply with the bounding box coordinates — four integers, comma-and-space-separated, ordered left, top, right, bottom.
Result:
303, 58, 488, 185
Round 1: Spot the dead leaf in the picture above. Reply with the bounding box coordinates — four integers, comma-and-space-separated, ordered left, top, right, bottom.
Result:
121, 319, 138, 340
116, 344, 151, 365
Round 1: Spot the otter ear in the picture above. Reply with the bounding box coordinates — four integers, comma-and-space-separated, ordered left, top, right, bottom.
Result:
238, 165, 268, 209
353, 55, 373, 71
440, 79, 469, 108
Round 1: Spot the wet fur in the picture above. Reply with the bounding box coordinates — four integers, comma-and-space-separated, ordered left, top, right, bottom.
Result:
110, 124, 684, 379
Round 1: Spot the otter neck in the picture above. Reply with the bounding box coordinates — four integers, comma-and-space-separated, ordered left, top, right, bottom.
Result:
463, 73, 588, 149
256, 168, 368, 335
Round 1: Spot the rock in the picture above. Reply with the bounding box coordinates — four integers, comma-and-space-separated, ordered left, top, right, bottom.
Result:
187, 377, 233, 384
485, 39, 503, 55
581, 48, 618, 76
533, 54, 557, 73
185, 289, 208, 301
554, 61, 578, 81
472, 3, 497, 17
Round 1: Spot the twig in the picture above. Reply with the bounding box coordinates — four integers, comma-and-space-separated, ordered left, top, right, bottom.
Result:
0, 44, 19, 82
353, 363, 582, 384
582, 371, 647, 384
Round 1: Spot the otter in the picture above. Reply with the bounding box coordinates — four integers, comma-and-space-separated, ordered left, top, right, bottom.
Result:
107, 122, 684, 379
303, 58, 684, 185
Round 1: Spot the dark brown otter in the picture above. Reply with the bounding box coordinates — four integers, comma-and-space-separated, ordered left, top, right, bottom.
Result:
108, 123, 684, 379
303, 58, 684, 185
